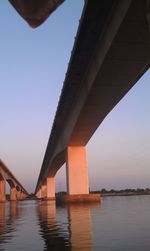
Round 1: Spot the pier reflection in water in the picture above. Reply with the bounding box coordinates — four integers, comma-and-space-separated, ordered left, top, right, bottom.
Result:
0, 203, 6, 242
0, 201, 44, 251
37, 201, 100, 250
0, 197, 150, 250
0, 202, 22, 246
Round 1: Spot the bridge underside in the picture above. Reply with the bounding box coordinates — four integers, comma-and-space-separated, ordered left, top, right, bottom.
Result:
35, 0, 150, 200
9, 0, 65, 28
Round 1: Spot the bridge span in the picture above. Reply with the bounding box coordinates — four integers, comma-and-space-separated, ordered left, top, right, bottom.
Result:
0, 159, 28, 202
35, 0, 150, 201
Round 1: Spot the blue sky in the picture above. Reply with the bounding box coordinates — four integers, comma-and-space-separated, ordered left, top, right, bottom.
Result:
1, 1, 150, 193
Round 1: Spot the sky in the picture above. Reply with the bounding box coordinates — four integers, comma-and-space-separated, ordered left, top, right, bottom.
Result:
0, 1, 150, 194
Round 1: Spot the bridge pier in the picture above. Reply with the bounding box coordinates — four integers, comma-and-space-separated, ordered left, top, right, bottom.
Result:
63, 146, 100, 203
21, 192, 24, 200
10, 187, 17, 201
36, 188, 42, 199
17, 190, 22, 200
66, 146, 89, 195
0, 175, 6, 202
41, 183, 47, 198
22, 193, 27, 199
38, 177, 55, 200
46, 177, 55, 200
36, 147, 100, 203
20, 192, 24, 200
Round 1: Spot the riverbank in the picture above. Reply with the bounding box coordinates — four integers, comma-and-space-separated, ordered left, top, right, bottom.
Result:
100, 192, 150, 197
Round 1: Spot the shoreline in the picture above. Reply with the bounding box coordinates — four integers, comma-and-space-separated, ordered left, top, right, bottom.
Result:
100, 192, 150, 197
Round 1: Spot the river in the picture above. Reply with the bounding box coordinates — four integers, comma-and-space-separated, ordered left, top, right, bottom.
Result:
0, 195, 150, 250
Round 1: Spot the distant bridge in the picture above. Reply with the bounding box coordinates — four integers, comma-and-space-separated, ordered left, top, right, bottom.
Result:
35, 0, 150, 201
0, 159, 28, 202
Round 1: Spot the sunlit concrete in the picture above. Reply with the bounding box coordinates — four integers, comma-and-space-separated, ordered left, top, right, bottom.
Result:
35, 0, 150, 200
17, 191, 21, 200
66, 146, 89, 195
41, 184, 47, 199
46, 177, 55, 199
10, 187, 17, 201
0, 159, 28, 202
0, 175, 6, 202
36, 188, 42, 199
59, 194, 101, 204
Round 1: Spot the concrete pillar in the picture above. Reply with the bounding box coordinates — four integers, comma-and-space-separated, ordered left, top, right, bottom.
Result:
21, 193, 25, 200
66, 146, 89, 195
17, 190, 22, 200
36, 189, 42, 199
46, 177, 55, 199
10, 187, 17, 201
22, 193, 27, 199
0, 178, 6, 202
41, 184, 47, 198
36, 191, 38, 198
20, 192, 23, 200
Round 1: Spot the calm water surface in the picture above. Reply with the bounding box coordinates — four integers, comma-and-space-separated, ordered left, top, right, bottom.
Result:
0, 195, 150, 250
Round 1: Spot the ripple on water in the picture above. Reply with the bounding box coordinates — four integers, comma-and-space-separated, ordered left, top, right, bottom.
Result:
0, 196, 150, 250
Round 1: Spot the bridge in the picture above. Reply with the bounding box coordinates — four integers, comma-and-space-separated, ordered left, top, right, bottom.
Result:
0, 159, 28, 202
35, 0, 150, 202
8, 0, 65, 28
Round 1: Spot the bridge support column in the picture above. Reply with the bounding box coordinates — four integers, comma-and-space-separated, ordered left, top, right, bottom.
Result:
58, 146, 100, 203
41, 184, 47, 199
10, 187, 17, 201
23, 193, 27, 199
46, 177, 55, 200
21, 193, 25, 200
36, 189, 42, 199
20, 192, 24, 200
17, 190, 22, 200
0, 177, 6, 202
66, 146, 89, 195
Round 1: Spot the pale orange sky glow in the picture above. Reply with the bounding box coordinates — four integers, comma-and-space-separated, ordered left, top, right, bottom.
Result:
1, 1, 150, 193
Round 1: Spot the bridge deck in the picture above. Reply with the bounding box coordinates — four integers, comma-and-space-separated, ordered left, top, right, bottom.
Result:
35, 0, 150, 192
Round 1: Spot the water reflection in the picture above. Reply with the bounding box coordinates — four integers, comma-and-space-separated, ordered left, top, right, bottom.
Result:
68, 204, 93, 250
37, 201, 100, 251
0, 203, 6, 239
38, 201, 70, 250
0, 202, 22, 245
0, 197, 150, 250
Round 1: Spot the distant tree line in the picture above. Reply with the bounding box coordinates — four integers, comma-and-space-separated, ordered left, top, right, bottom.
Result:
91, 188, 150, 194
55, 188, 150, 195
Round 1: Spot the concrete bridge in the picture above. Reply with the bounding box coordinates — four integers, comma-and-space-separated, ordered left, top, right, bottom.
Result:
8, 0, 65, 28
35, 0, 150, 201
0, 159, 28, 202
